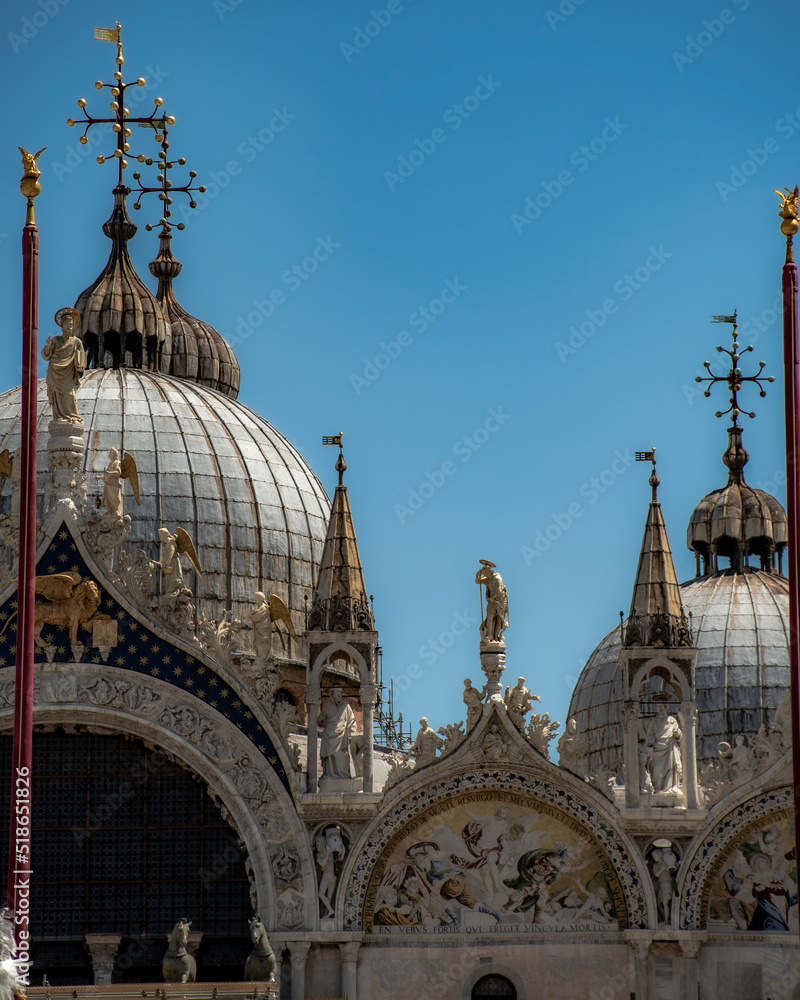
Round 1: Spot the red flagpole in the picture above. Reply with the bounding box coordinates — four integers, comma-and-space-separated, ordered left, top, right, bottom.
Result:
777, 187, 800, 880
8, 153, 43, 976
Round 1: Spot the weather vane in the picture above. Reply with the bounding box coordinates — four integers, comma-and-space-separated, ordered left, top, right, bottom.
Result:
694, 311, 774, 425
635, 447, 659, 500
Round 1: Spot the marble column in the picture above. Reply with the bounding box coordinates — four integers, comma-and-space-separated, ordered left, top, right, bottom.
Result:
360, 684, 376, 793
84, 934, 121, 985
679, 937, 705, 1000
287, 940, 311, 1000
680, 701, 700, 809
307, 684, 320, 792
623, 701, 641, 808
339, 941, 360, 1000
623, 930, 651, 1000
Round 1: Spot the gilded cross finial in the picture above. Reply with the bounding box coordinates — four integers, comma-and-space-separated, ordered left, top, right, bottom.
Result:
129, 123, 206, 234
775, 185, 799, 264
67, 22, 174, 187
694, 312, 774, 426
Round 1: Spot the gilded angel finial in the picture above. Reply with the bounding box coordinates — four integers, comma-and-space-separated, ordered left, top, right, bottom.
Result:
775, 185, 799, 239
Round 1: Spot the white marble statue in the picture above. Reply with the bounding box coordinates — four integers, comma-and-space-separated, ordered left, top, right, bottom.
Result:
475, 560, 508, 642
642, 703, 682, 794
504, 676, 540, 732
650, 847, 678, 925
316, 825, 347, 917
557, 717, 590, 778
42, 307, 86, 423
463, 678, 486, 729
250, 592, 273, 663
411, 717, 444, 767
317, 686, 356, 778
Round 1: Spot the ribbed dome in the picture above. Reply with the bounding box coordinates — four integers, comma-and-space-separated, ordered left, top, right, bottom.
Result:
568, 570, 790, 773
687, 425, 787, 574
0, 369, 329, 637
76, 185, 169, 372
150, 233, 241, 399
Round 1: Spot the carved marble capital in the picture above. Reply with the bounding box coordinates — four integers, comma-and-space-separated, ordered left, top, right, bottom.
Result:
339, 941, 361, 964
287, 940, 312, 967
85, 934, 121, 985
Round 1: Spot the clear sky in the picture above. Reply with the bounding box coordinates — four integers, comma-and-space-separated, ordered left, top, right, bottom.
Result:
0, 0, 798, 747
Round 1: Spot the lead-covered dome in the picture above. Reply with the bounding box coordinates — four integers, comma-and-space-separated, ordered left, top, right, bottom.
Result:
0, 369, 330, 634
569, 569, 789, 774
688, 425, 787, 575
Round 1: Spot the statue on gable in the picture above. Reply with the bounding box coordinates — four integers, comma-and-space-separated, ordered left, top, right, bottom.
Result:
504, 676, 540, 732
42, 307, 86, 423
97, 448, 140, 519
475, 560, 508, 643
152, 526, 202, 596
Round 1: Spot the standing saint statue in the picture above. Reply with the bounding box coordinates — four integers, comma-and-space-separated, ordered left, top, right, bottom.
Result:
317, 686, 356, 779
642, 703, 682, 794
42, 307, 86, 423
475, 560, 509, 642
463, 678, 486, 730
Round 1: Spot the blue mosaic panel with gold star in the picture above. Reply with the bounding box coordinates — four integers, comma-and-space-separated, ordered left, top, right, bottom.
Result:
0, 521, 290, 793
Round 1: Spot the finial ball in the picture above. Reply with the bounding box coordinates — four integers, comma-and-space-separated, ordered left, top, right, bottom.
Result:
114, 72, 122, 81
66, 118, 75, 127
137, 78, 146, 87
79, 137, 88, 146
96, 156, 105, 164
154, 97, 163, 107
94, 81, 103, 90
77, 98, 86, 108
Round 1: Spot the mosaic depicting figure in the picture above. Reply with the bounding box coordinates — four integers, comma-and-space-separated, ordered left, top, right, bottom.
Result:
365, 791, 624, 932
706, 811, 798, 933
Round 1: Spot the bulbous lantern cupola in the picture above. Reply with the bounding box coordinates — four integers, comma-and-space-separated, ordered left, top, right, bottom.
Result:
687, 313, 787, 575
68, 23, 240, 398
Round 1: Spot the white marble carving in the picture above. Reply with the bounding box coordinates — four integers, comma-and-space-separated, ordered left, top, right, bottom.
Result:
504, 676, 540, 732
411, 717, 443, 767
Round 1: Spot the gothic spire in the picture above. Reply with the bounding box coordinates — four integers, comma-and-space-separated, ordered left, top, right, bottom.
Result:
308, 435, 375, 632
624, 452, 693, 648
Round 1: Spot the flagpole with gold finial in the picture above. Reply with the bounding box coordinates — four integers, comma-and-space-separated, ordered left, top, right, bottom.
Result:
8, 147, 44, 962
775, 184, 800, 881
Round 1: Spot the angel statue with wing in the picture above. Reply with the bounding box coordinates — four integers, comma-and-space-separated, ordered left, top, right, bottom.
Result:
153, 526, 202, 595
98, 448, 140, 519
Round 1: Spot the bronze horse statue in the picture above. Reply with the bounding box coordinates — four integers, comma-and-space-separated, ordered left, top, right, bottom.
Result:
162, 918, 196, 984
244, 916, 276, 982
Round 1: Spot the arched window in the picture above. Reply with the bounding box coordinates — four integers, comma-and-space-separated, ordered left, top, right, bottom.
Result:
472, 974, 517, 1000
0, 731, 253, 985
275, 688, 296, 707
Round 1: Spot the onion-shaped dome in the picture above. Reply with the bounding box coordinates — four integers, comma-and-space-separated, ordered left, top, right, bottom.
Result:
150, 232, 241, 399
75, 185, 169, 372
568, 570, 789, 773
0, 369, 329, 637
688, 425, 787, 575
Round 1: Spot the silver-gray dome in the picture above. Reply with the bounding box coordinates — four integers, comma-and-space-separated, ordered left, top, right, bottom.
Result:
0, 369, 330, 634
568, 570, 790, 772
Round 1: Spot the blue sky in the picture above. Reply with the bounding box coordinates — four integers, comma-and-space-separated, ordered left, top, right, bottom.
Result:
0, 0, 798, 745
